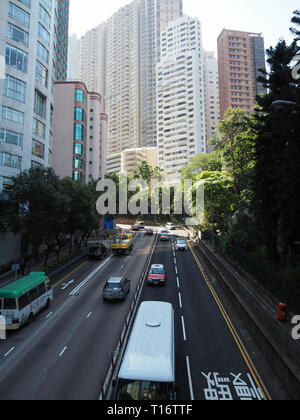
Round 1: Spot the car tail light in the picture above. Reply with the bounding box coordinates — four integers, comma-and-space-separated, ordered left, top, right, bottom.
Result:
103, 283, 107, 291
120, 284, 124, 292
12, 318, 19, 325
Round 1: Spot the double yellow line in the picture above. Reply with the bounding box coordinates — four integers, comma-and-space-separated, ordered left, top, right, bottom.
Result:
188, 241, 271, 401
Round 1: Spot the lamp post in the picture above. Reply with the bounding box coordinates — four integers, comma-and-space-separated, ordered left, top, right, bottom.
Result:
210, 181, 215, 249
271, 100, 300, 111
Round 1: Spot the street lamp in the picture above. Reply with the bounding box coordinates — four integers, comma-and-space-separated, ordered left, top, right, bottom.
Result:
271, 100, 300, 111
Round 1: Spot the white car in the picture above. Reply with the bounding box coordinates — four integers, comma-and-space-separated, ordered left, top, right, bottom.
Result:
176, 238, 188, 251
166, 223, 176, 231
160, 225, 168, 234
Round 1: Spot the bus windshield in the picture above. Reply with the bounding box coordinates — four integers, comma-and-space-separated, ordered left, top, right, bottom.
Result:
115, 379, 175, 401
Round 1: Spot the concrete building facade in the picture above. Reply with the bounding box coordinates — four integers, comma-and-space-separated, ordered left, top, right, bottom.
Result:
204, 51, 220, 151
217, 29, 266, 119
52, 81, 107, 183
157, 16, 206, 182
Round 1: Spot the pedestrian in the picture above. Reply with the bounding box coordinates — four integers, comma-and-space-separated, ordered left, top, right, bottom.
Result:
20, 257, 26, 276
55, 244, 60, 259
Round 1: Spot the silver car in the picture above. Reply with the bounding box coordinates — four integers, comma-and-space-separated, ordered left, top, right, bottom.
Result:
103, 277, 130, 302
176, 238, 188, 251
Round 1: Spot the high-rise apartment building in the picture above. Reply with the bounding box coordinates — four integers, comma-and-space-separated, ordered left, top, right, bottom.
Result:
0, 0, 58, 191
157, 16, 206, 182
0, 0, 59, 264
204, 51, 220, 150
75, 23, 106, 96
140, 0, 183, 148
75, 0, 183, 159
67, 33, 77, 80
105, 0, 140, 156
55, 0, 70, 80
52, 81, 108, 183
217, 29, 266, 119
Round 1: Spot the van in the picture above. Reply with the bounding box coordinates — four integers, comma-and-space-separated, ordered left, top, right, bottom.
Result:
114, 301, 176, 400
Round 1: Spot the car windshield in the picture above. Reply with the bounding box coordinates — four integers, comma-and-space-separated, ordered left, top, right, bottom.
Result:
177, 240, 186, 244
106, 282, 121, 289
150, 268, 164, 274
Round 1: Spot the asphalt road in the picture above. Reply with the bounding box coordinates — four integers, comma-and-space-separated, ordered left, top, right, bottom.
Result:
0, 228, 286, 400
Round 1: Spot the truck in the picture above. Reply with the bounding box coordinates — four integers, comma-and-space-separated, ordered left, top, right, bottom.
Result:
111, 231, 133, 256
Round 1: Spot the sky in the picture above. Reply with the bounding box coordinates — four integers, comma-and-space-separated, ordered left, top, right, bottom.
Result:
69, 0, 299, 54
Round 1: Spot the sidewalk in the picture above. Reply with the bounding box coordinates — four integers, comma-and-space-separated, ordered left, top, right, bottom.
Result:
0, 245, 80, 287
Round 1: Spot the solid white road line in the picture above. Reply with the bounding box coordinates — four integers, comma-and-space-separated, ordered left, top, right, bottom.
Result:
186, 356, 195, 401
69, 257, 112, 296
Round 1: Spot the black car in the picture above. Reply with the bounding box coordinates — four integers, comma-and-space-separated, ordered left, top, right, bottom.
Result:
88, 245, 106, 260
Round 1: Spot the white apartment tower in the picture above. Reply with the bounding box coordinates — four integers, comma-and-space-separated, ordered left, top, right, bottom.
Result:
105, 1, 140, 156
157, 16, 206, 182
0, 0, 58, 191
75, 23, 106, 97
204, 51, 220, 151
140, 0, 183, 148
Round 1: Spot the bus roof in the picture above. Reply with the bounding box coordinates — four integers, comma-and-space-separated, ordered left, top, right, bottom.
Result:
0, 272, 49, 298
118, 301, 174, 383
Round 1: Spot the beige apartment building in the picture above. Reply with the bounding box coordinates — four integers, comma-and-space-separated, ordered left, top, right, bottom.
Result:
52, 81, 107, 183
217, 29, 266, 119
106, 147, 158, 175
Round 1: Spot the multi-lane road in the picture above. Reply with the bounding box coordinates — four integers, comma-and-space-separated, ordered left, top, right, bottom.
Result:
0, 227, 287, 400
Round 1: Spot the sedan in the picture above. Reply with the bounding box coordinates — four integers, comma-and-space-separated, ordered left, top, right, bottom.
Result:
147, 264, 166, 286
145, 228, 154, 236
160, 233, 170, 241
176, 238, 188, 251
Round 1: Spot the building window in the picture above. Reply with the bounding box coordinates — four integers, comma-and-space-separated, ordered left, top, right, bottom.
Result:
75, 89, 87, 107
34, 90, 46, 118
74, 107, 86, 123
0, 128, 23, 147
38, 23, 50, 46
0, 152, 22, 169
7, 23, 29, 47
39, 4, 51, 28
32, 118, 46, 139
17, 0, 31, 8
37, 41, 49, 63
73, 143, 83, 156
74, 123, 85, 142
5, 44, 28, 72
32, 139, 45, 159
3, 74, 26, 103
2, 106, 24, 126
8, 3, 30, 27
36, 61, 48, 87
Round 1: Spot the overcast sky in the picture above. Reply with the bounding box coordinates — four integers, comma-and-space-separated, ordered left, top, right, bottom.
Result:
69, 0, 299, 53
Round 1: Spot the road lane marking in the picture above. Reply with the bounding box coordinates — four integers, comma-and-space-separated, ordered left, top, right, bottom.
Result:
45, 312, 53, 319
4, 347, 15, 357
86, 312, 92, 319
61, 279, 75, 290
52, 261, 88, 289
69, 257, 112, 296
59, 346, 67, 357
175, 266, 178, 274
186, 356, 195, 401
187, 241, 271, 401
177, 277, 180, 288
178, 292, 183, 309
181, 316, 187, 341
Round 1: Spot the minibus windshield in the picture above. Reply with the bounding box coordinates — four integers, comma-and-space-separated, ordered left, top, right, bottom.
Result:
115, 379, 175, 400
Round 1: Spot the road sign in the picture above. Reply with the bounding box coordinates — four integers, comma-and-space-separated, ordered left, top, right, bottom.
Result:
103, 216, 115, 231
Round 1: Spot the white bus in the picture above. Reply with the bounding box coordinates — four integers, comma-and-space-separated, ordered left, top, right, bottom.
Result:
0, 272, 53, 330
114, 301, 176, 400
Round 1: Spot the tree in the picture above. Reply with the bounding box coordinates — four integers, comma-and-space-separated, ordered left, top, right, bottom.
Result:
8, 167, 68, 265
211, 109, 256, 196
180, 152, 222, 182
253, 36, 300, 263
